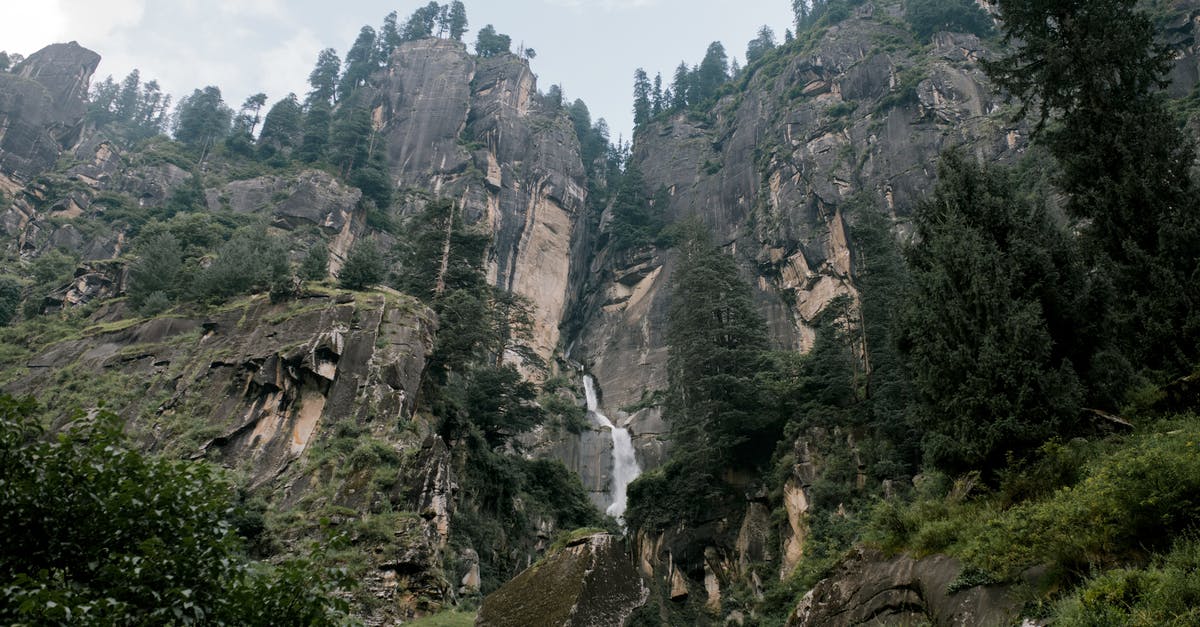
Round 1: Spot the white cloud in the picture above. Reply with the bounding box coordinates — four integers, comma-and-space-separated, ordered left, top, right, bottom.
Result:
59, 0, 147, 39
0, 2, 69, 55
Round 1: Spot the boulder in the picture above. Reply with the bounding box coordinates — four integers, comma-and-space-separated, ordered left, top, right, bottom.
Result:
477, 533, 648, 627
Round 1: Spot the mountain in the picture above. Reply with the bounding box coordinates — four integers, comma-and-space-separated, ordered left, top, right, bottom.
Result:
3, 1, 1200, 625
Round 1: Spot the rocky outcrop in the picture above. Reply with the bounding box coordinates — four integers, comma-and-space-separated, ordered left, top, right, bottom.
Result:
573, 7, 1025, 419
477, 533, 648, 627
365, 40, 588, 372
0, 42, 99, 189
787, 548, 1021, 627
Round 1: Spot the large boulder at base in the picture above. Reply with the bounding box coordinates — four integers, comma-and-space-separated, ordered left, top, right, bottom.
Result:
477, 533, 648, 627
788, 548, 1021, 626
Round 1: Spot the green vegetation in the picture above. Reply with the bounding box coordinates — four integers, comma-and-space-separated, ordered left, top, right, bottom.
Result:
0, 395, 349, 625
903, 0, 994, 41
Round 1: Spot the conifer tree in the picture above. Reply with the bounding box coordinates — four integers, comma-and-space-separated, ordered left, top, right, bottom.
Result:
898, 153, 1098, 473
985, 0, 1200, 376
337, 26, 378, 101
306, 48, 341, 106
632, 69, 652, 127
447, 1, 468, 41
257, 94, 303, 155
671, 62, 690, 110
666, 220, 771, 467
298, 100, 331, 163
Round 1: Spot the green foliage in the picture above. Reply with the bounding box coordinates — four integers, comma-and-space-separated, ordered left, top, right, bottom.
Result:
474, 24, 511, 58
606, 163, 666, 253
87, 69, 171, 138
173, 86, 233, 150
128, 231, 183, 312
985, 0, 1200, 377
27, 249, 77, 291
190, 228, 290, 303
870, 415, 1200, 586
301, 244, 330, 281
257, 93, 304, 157
338, 237, 386, 291
903, 0, 994, 41
299, 101, 332, 163
306, 48, 341, 106
462, 364, 543, 447
337, 26, 378, 101
666, 221, 772, 467
898, 152, 1102, 473
0, 276, 21, 326
0, 395, 350, 625
1053, 536, 1200, 626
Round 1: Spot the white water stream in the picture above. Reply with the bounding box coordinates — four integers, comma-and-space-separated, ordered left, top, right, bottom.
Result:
583, 375, 642, 520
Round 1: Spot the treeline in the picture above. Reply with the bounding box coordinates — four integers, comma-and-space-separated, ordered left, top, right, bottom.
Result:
630, 0, 993, 129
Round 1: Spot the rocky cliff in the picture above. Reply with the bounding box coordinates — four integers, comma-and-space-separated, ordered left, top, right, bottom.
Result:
0, 42, 99, 193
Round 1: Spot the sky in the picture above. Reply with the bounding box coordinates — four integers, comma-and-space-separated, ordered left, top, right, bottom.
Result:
0, 0, 794, 140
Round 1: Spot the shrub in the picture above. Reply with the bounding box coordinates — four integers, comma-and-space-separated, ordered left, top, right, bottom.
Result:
0, 394, 350, 625
338, 238, 385, 291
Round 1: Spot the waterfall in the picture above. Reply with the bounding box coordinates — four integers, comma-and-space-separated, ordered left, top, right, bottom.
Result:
583, 375, 642, 520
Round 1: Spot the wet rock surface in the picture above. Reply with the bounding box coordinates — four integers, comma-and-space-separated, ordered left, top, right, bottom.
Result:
477, 533, 648, 627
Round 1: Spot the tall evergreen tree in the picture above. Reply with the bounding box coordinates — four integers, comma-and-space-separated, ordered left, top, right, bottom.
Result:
671, 62, 690, 110
985, 0, 1200, 376
666, 220, 771, 467
632, 69, 653, 127
447, 1, 468, 41
338, 26, 378, 101
379, 11, 402, 59
693, 42, 729, 105
257, 94, 303, 155
306, 48, 341, 106
898, 153, 1098, 474
474, 24, 511, 57
173, 86, 232, 151
746, 25, 776, 64
402, 2, 441, 40
298, 100, 332, 163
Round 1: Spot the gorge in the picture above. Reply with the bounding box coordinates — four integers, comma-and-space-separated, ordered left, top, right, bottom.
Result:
3, 1, 1200, 626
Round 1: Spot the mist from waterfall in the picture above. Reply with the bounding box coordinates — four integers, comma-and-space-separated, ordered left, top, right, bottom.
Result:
583, 375, 642, 520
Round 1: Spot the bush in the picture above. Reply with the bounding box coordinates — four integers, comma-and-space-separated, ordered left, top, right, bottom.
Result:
904, 0, 994, 41
1054, 536, 1200, 626
0, 394, 350, 625
338, 238, 385, 291
0, 276, 21, 326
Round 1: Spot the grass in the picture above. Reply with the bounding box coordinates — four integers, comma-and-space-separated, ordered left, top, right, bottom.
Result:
863, 413, 1200, 617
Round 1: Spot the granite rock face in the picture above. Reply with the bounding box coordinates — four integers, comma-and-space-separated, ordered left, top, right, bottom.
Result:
0, 42, 99, 190
364, 39, 588, 371
477, 533, 648, 627
788, 548, 1021, 627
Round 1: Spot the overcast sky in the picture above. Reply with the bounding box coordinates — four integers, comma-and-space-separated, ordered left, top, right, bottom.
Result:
0, 1, 793, 140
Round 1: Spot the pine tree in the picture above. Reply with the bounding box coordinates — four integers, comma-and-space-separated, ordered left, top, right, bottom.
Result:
632, 69, 652, 127
338, 238, 385, 290
298, 101, 332, 163
257, 94, 303, 156
693, 42, 728, 105
671, 62, 690, 110
337, 27, 378, 101
985, 0, 1200, 376
173, 86, 232, 150
306, 48, 341, 106
447, 1, 468, 41
474, 25, 511, 57
666, 220, 771, 467
746, 25, 776, 64
898, 153, 1099, 474
379, 11, 402, 59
